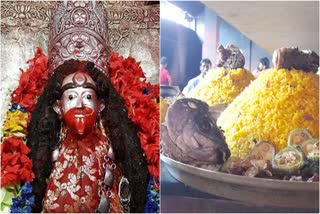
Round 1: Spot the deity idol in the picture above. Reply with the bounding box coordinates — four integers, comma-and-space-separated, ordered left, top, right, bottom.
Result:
23, 1, 153, 212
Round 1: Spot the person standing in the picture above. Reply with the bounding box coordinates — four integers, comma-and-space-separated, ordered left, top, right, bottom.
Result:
182, 58, 212, 96
160, 56, 172, 85
253, 57, 270, 78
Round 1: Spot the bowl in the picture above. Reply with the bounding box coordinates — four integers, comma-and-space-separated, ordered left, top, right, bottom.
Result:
160, 85, 180, 98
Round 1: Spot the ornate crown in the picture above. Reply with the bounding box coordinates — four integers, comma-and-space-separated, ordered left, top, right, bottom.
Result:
48, 1, 110, 75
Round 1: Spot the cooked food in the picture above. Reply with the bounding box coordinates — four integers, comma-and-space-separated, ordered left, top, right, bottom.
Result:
216, 44, 245, 69
220, 157, 243, 175
287, 128, 312, 147
272, 47, 319, 72
301, 138, 319, 162
217, 48, 319, 158
221, 141, 274, 178
162, 47, 319, 184
221, 129, 318, 181
190, 44, 254, 106
161, 98, 230, 170
246, 141, 275, 170
272, 146, 306, 176
190, 67, 254, 106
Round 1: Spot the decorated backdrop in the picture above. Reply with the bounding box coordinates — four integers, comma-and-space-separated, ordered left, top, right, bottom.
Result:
0, 1, 160, 212
0, 1, 160, 131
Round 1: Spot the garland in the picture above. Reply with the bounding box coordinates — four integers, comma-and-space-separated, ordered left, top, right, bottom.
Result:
0, 49, 160, 213
109, 52, 160, 181
109, 52, 160, 213
1, 48, 48, 212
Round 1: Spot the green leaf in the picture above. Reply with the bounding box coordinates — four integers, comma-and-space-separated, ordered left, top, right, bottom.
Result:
0, 186, 17, 210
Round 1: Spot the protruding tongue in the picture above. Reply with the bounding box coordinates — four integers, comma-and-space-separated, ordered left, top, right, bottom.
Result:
75, 117, 86, 135
64, 107, 97, 138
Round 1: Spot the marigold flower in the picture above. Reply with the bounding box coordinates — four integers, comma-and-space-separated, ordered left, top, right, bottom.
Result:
2, 111, 28, 137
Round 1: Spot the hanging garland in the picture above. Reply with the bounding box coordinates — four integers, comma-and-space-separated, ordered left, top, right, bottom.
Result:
1, 48, 48, 212
109, 52, 160, 181
108, 52, 160, 213
0, 48, 160, 213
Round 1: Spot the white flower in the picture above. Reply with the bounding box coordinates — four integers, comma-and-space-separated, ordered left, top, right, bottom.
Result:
0, 68, 21, 138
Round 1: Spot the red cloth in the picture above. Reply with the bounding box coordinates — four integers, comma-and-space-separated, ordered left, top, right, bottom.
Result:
42, 130, 123, 213
160, 66, 172, 85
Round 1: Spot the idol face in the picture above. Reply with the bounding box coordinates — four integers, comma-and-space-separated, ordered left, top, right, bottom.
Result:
60, 87, 98, 114
54, 71, 104, 137
61, 87, 98, 137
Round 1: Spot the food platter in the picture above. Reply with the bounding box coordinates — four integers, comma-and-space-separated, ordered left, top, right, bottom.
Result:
161, 154, 319, 208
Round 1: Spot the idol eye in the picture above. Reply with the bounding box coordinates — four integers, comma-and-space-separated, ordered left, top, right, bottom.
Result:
68, 95, 74, 100
86, 94, 92, 99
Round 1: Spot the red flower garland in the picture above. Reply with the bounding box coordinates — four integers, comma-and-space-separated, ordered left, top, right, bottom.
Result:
1, 48, 48, 187
1, 49, 160, 190
11, 48, 48, 112
109, 52, 160, 181
1, 137, 34, 186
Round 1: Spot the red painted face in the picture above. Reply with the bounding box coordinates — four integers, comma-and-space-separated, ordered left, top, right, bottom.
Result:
54, 71, 104, 138
63, 106, 97, 137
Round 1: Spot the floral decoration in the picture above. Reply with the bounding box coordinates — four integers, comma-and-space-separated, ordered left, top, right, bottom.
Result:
2, 110, 28, 138
1, 48, 160, 212
109, 52, 160, 181
1, 137, 34, 186
0, 75, 21, 133
0, 48, 49, 212
11, 48, 49, 112
109, 52, 160, 212
144, 176, 160, 213
10, 183, 35, 213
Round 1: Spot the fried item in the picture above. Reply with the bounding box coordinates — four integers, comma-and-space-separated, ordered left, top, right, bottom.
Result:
272, 146, 306, 176
301, 138, 319, 162
287, 128, 312, 147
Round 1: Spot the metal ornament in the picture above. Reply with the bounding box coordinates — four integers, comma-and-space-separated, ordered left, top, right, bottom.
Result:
48, 1, 110, 76
61, 70, 97, 92
107, 145, 115, 160
96, 195, 110, 213
118, 176, 131, 212
103, 168, 114, 187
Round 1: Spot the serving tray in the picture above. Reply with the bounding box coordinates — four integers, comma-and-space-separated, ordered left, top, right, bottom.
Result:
161, 154, 319, 208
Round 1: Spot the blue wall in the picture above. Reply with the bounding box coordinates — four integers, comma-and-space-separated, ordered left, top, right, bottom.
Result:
218, 18, 252, 70
196, 4, 272, 71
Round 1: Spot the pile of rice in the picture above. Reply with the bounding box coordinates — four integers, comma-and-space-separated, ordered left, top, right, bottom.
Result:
190, 67, 254, 106
217, 69, 319, 158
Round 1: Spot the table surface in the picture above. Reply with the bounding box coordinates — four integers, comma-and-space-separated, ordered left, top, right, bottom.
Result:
160, 161, 319, 213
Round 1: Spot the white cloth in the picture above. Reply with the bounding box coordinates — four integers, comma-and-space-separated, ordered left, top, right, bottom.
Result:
182, 74, 205, 97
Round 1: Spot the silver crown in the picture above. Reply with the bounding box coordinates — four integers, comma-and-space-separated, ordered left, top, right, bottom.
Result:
48, 1, 110, 75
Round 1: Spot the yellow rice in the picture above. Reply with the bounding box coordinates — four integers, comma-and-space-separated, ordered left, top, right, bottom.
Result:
217, 69, 319, 158
190, 67, 254, 106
